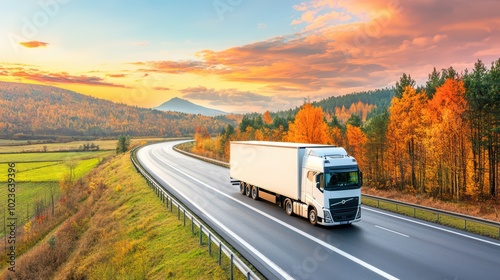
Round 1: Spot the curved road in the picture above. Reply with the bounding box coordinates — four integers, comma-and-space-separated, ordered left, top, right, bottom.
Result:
137, 141, 500, 280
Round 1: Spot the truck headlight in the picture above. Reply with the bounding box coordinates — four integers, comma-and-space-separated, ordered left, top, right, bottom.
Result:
323, 210, 333, 223
356, 207, 361, 219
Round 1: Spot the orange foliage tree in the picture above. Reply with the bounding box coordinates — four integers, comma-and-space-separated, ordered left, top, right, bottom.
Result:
285, 103, 329, 144
425, 78, 470, 200
386, 86, 428, 191
263, 111, 273, 125
345, 124, 367, 170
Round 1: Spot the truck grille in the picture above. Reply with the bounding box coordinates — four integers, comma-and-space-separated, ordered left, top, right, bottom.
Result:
329, 197, 359, 222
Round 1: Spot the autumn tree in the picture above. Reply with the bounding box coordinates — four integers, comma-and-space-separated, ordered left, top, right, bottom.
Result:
426, 78, 469, 200
387, 86, 428, 191
285, 103, 329, 144
328, 126, 344, 147
263, 111, 273, 125
194, 126, 211, 149
345, 124, 367, 170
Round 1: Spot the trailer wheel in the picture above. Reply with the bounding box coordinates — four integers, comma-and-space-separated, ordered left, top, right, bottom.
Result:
308, 207, 318, 225
284, 198, 293, 216
239, 182, 246, 195
245, 184, 252, 197
251, 186, 259, 200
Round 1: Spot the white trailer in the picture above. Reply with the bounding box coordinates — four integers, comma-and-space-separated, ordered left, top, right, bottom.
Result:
230, 141, 362, 226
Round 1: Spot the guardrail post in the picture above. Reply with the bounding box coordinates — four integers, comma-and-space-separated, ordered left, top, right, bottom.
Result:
200, 224, 203, 245
177, 207, 180, 220
208, 233, 212, 256
230, 254, 234, 280
218, 242, 222, 266
191, 219, 195, 234
183, 209, 186, 226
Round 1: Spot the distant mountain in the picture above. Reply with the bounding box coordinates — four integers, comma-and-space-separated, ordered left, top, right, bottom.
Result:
154, 97, 227, 116
0, 82, 236, 139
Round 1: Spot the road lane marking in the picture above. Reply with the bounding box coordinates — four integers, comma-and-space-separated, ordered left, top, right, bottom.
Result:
364, 207, 500, 247
375, 225, 410, 238
146, 145, 399, 280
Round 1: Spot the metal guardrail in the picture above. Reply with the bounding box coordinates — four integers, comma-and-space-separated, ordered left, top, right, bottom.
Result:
174, 145, 500, 240
130, 146, 260, 280
362, 194, 500, 239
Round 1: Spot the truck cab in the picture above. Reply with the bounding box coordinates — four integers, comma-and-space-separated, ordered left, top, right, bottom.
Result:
301, 147, 362, 225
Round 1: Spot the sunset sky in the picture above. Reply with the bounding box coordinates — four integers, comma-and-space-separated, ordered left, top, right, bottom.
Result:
1, 0, 499, 113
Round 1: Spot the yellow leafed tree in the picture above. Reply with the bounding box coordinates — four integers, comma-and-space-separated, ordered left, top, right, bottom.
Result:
285, 103, 329, 144
345, 124, 367, 170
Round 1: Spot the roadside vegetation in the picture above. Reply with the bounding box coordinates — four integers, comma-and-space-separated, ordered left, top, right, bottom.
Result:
0, 139, 235, 279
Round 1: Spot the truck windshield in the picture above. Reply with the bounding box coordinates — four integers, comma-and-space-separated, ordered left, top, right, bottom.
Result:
325, 171, 359, 190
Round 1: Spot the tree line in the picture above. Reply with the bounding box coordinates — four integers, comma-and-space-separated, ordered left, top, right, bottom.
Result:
190, 59, 499, 202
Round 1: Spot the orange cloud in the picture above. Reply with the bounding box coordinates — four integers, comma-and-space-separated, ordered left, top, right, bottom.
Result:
19, 41, 49, 48
4, 67, 128, 88
106, 73, 127, 78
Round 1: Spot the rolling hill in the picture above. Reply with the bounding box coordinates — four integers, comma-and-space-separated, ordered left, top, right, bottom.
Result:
0, 82, 236, 139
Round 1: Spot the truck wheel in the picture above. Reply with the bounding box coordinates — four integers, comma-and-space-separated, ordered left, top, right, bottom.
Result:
308, 208, 318, 225
239, 183, 246, 195
284, 198, 293, 216
246, 184, 252, 197
251, 186, 259, 200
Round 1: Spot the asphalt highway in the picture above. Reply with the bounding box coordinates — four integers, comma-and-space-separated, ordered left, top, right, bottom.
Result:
137, 141, 500, 280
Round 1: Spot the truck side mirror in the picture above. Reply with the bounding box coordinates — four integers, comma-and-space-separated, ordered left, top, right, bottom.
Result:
315, 174, 324, 192
359, 171, 363, 186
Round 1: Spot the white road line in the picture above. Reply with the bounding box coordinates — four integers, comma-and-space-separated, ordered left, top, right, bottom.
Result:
375, 225, 410, 238
147, 146, 399, 280
364, 207, 500, 247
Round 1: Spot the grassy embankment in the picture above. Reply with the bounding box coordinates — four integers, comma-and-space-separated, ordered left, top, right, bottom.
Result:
0, 140, 238, 279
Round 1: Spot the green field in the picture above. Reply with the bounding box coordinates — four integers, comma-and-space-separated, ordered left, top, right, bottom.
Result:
0, 150, 112, 163
0, 150, 113, 239
0, 151, 112, 182
0, 182, 59, 227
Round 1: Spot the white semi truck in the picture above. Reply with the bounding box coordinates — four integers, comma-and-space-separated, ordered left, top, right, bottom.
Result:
230, 141, 362, 226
